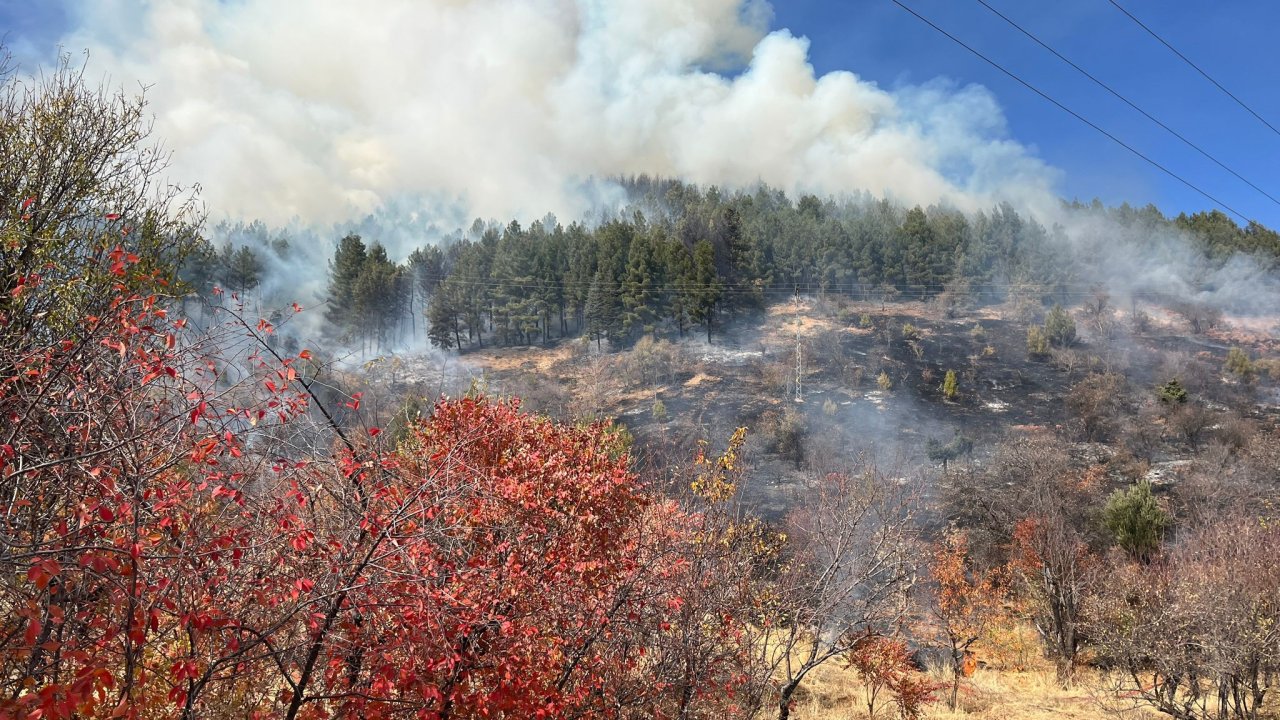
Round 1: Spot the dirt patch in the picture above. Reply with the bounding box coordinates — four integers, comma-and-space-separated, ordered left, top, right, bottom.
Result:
684, 372, 719, 388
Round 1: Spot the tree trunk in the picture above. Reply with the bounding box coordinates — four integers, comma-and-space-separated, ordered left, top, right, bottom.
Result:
777, 681, 798, 720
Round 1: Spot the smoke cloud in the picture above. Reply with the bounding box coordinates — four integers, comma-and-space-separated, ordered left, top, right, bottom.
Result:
51, 0, 1059, 226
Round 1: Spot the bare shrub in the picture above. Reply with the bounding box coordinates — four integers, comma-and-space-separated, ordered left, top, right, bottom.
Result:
1171, 301, 1223, 335
1092, 520, 1280, 720
1178, 434, 1280, 526
620, 335, 686, 388
1167, 402, 1213, 451
759, 408, 808, 467
760, 468, 920, 720
1066, 372, 1128, 442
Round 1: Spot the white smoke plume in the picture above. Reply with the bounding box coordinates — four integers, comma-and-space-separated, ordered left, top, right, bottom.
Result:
50, 0, 1060, 227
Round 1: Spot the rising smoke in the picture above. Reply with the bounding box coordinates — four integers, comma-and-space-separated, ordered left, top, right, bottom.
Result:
49, 0, 1058, 231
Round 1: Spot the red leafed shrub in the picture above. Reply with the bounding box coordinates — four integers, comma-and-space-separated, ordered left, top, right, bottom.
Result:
845, 635, 944, 720
0, 264, 751, 718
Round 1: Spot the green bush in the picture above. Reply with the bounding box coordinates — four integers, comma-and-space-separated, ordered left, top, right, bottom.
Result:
925, 433, 973, 470
941, 369, 958, 401
1157, 379, 1188, 404
1102, 482, 1170, 560
651, 398, 668, 421
1043, 305, 1077, 347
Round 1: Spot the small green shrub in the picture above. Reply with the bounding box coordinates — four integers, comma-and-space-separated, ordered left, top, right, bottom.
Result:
941, 369, 958, 401
651, 398, 668, 421
1157, 379, 1188, 404
1043, 305, 1077, 347
1102, 481, 1170, 561
926, 433, 973, 470
877, 371, 893, 391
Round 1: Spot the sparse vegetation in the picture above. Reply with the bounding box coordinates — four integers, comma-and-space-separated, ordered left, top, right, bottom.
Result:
1225, 345, 1255, 380
1026, 325, 1050, 358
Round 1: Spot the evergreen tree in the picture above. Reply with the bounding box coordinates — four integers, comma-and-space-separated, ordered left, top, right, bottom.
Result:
326, 234, 368, 337
353, 242, 401, 352
690, 239, 722, 342
621, 229, 664, 339
665, 237, 695, 337
406, 245, 445, 340
584, 267, 620, 350
1102, 482, 1169, 561
427, 277, 465, 350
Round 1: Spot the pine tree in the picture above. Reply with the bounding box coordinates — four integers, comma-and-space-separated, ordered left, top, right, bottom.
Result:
427, 277, 464, 350
665, 238, 695, 337
690, 239, 722, 342
406, 245, 445, 340
326, 234, 367, 337
621, 230, 663, 339
352, 242, 401, 352
584, 267, 620, 350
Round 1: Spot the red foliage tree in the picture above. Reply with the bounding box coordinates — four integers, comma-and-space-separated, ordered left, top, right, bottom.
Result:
926, 530, 1007, 709
1, 245, 753, 718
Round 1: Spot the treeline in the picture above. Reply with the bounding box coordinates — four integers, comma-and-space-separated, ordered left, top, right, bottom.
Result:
180, 180, 1280, 352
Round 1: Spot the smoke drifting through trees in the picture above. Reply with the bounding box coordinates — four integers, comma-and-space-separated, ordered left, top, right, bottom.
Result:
184, 178, 1280, 356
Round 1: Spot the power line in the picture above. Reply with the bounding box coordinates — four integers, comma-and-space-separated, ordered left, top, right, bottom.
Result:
888, 0, 1251, 224
975, 0, 1280, 208
1107, 0, 1280, 140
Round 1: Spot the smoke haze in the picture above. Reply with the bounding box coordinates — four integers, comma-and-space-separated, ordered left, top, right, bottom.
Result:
51, 0, 1059, 226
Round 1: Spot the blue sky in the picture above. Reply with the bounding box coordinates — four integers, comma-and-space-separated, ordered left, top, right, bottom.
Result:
772, 0, 1280, 227
4, 0, 1280, 228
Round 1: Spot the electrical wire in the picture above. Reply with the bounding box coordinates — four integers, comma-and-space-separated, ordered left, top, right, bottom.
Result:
888, 0, 1252, 224
975, 0, 1280, 207
1107, 0, 1280, 140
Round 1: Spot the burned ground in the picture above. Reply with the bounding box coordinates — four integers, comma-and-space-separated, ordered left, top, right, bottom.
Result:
351, 296, 1280, 520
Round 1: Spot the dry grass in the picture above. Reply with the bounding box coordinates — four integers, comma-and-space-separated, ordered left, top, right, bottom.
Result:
468, 342, 577, 373
786, 655, 1160, 720
789, 668, 1141, 720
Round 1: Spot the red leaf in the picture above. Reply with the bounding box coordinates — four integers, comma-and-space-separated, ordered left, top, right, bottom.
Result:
21, 196, 35, 210
105, 212, 121, 220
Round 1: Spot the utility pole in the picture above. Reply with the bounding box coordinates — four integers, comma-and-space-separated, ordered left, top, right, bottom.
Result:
795, 333, 804, 403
